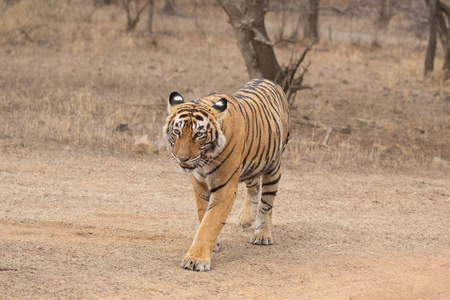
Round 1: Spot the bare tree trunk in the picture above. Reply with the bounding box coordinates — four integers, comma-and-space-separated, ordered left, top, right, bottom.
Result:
146, 0, 154, 35
217, 0, 280, 79
424, 0, 438, 77
437, 1, 450, 79
424, 0, 450, 80
217, 0, 261, 78
245, 0, 281, 80
216, 0, 312, 106
306, 0, 319, 43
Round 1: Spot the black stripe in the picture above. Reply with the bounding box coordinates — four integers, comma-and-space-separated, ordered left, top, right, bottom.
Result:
176, 108, 210, 118
261, 199, 273, 207
267, 160, 281, 176
240, 105, 257, 169
246, 181, 260, 189
261, 206, 273, 212
200, 194, 210, 202
207, 132, 234, 161
260, 199, 273, 211
262, 175, 281, 187
205, 143, 236, 175
262, 191, 277, 196
255, 92, 281, 164
195, 171, 206, 178
240, 92, 269, 170
233, 99, 247, 120
243, 145, 265, 176
206, 202, 219, 212
210, 166, 240, 193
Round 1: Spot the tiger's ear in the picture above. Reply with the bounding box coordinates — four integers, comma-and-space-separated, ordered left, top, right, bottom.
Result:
169, 92, 184, 106
168, 92, 184, 113
212, 98, 227, 118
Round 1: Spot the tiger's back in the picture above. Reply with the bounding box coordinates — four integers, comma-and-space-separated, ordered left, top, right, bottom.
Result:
232, 78, 290, 182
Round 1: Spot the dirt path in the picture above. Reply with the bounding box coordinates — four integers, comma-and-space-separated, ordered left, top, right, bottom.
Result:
1, 143, 449, 299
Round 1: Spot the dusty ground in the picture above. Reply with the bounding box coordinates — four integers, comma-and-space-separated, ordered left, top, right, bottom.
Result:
1, 143, 449, 299
1, 1, 450, 299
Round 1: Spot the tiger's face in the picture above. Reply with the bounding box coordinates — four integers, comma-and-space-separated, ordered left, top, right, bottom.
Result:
163, 92, 228, 171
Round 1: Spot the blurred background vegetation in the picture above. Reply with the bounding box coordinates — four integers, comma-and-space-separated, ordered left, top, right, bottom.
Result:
0, 0, 448, 169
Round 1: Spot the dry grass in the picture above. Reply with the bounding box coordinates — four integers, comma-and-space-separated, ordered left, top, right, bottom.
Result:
0, 0, 449, 169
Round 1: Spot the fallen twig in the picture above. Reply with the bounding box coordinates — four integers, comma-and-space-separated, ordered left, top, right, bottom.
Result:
322, 127, 333, 146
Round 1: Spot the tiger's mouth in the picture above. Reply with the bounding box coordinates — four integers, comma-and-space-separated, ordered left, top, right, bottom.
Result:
172, 153, 201, 171
180, 162, 197, 171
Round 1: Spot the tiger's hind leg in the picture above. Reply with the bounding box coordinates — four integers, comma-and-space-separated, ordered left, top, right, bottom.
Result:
238, 177, 261, 228
251, 167, 281, 245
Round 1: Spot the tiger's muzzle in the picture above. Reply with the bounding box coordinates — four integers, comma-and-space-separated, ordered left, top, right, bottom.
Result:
172, 153, 201, 171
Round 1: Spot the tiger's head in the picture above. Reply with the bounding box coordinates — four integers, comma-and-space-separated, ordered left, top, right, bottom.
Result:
163, 91, 228, 171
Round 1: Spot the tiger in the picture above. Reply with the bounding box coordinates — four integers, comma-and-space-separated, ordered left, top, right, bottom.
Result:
163, 78, 290, 271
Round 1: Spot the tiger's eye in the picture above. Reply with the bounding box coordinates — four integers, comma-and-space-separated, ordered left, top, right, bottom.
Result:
194, 132, 204, 139
173, 129, 180, 136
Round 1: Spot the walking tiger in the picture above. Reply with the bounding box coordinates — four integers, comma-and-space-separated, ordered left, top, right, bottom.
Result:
163, 78, 290, 271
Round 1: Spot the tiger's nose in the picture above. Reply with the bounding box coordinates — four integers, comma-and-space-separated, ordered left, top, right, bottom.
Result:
177, 156, 190, 162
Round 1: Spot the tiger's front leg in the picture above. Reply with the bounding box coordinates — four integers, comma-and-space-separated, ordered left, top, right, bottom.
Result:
191, 174, 222, 252
181, 173, 239, 271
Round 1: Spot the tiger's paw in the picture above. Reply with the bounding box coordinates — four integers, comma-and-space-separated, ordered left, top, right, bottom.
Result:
181, 254, 211, 271
238, 206, 257, 228
250, 233, 273, 245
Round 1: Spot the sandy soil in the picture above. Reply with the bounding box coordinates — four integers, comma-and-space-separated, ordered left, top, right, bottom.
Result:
1, 142, 449, 299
